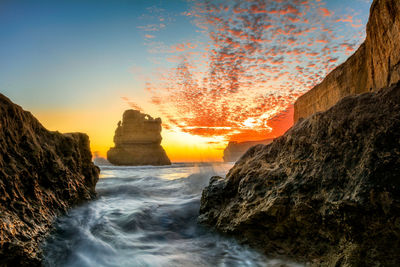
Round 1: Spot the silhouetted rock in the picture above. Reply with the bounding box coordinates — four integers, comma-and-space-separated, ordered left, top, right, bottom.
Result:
0, 94, 99, 266
223, 139, 273, 162
107, 110, 171, 166
294, 0, 400, 122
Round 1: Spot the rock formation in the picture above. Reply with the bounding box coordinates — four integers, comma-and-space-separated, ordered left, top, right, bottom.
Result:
200, 81, 400, 266
107, 110, 171, 166
294, 0, 400, 122
200, 0, 400, 265
0, 94, 99, 266
223, 139, 273, 162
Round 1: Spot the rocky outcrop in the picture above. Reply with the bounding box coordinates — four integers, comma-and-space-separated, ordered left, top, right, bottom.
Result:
200, 1, 400, 265
294, 0, 400, 122
223, 139, 273, 162
0, 94, 99, 266
107, 110, 171, 166
199, 81, 400, 266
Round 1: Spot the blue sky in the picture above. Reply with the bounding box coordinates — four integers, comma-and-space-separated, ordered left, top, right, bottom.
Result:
0, 0, 373, 161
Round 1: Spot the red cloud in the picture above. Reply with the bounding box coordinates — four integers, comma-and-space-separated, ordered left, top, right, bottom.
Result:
143, 0, 366, 143
320, 7, 333, 17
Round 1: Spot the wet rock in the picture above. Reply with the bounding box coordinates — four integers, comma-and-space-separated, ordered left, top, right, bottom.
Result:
199, 82, 400, 266
294, 0, 400, 122
0, 94, 99, 266
223, 139, 274, 162
107, 110, 171, 166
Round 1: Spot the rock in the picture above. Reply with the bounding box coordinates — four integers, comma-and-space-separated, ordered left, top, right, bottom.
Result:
223, 139, 273, 162
199, 81, 400, 266
200, 1, 400, 264
107, 110, 171, 166
294, 0, 400, 122
0, 94, 99, 266
93, 156, 111, 166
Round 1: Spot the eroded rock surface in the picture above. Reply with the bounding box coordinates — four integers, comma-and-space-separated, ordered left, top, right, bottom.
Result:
0, 94, 99, 266
107, 110, 171, 166
294, 0, 400, 122
223, 139, 273, 162
200, 82, 400, 266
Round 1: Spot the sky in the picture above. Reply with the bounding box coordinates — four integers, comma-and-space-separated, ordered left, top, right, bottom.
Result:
0, 0, 373, 162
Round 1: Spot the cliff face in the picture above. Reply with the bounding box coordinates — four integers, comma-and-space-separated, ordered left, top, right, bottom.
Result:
0, 94, 99, 265
294, 0, 400, 122
200, 82, 400, 266
107, 110, 171, 166
200, 0, 400, 265
223, 139, 273, 162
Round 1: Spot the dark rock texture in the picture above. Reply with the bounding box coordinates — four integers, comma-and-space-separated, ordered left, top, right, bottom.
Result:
294, 0, 400, 122
107, 110, 171, 166
223, 139, 273, 162
0, 94, 99, 266
199, 82, 400, 266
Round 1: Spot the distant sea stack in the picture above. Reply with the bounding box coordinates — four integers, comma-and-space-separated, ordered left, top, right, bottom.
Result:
200, 0, 400, 266
223, 139, 273, 162
294, 0, 400, 122
0, 93, 99, 265
107, 110, 171, 166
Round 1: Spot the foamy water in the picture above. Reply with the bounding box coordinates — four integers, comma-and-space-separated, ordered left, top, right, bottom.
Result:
43, 163, 302, 267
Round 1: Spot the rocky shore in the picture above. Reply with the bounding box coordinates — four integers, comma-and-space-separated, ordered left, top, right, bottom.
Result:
200, 81, 400, 266
199, 0, 400, 265
0, 94, 99, 266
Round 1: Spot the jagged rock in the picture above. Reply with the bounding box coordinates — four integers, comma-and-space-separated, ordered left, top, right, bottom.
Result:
223, 139, 273, 162
107, 110, 171, 166
0, 94, 99, 266
200, 0, 400, 265
294, 0, 400, 122
199, 82, 400, 266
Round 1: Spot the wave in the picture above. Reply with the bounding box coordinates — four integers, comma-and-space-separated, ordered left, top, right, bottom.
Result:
43, 164, 302, 267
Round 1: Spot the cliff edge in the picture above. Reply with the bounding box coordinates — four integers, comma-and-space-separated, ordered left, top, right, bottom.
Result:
294, 0, 400, 122
200, 0, 400, 265
107, 110, 171, 166
0, 94, 99, 266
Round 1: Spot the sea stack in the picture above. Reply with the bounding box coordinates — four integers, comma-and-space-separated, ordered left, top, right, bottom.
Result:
107, 110, 171, 166
223, 139, 274, 162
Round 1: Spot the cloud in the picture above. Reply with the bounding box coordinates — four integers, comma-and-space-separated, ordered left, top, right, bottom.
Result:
121, 97, 143, 111
320, 7, 333, 17
140, 0, 366, 142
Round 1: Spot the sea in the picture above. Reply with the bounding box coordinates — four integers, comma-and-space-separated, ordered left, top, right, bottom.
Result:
42, 163, 303, 267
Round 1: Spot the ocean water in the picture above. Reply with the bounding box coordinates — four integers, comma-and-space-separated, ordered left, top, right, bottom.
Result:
43, 163, 302, 267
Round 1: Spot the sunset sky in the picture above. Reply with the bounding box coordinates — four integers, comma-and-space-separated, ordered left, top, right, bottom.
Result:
1, 0, 372, 162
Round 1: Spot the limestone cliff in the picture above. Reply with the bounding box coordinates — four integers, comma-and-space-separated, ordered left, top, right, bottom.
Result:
200, 0, 400, 265
0, 94, 99, 266
294, 0, 400, 122
107, 110, 171, 166
200, 81, 400, 266
223, 139, 273, 162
